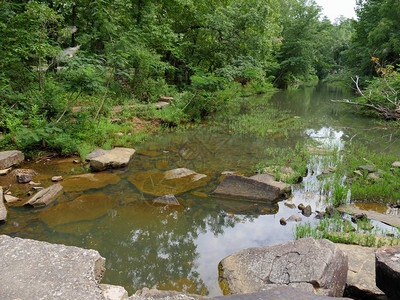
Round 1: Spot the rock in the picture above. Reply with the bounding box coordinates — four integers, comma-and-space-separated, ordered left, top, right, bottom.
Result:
13, 168, 38, 184
4, 194, 19, 204
62, 172, 120, 192
302, 205, 312, 217
29, 181, 41, 186
73, 159, 80, 164
129, 169, 208, 196
87, 147, 136, 171
128, 288, 210, 299
155, 101, 169, 109
284, 202, 296, 209
153, 194, 181, 206
351, 213, 367, 223
249, 174, 291, 195
212, 174, 283, 202
315, 211, 325, 219
25, 183, 63, 207
375, 245, 400, 300
353, 170, 363, 176
0, 150, 24, 170
336, 244, 385, 299
52, 175, 63, 182
367, 171, 381, 180
298, 203, 306, 211
0, 235, 105, 299
218, 238, 348, 297
338, 204, 400, 228
32, 186, 44, 191
110, 117, 122, 124
392, 161, 400, 168
287, 215, 302, 222
0, 187, 7, 222
0, 167, 12, 176
101, 284, 128, 300
159, 96, 174, 102
40, 193, 114, 227
214, 287, 352, 300
325, 206, 341, 218
279, 217, 287, 225
358, 165, 375, 173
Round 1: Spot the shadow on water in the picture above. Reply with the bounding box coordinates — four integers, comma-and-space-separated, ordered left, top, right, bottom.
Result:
2, 84, 400, 296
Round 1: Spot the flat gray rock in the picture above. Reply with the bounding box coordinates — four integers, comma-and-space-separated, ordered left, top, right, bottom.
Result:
213, 174, 283, 202
0, 187, 7, 222
218, 238, 348, 297
336, 244, 385, 299
249, 174, 291, 195
0, 150, 24, 169
87, 147, 136, 171
129, 288, 210, 299
214, 287, 352, 299
376, 245, 400, 300
25, 183, 63, 207
338, 204, 400, 227
0, 235, 106, 300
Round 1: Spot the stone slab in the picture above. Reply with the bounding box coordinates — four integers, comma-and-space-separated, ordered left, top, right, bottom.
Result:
25, 183, 63, 207
0, 235, 106, 300
338, 204, 400, 227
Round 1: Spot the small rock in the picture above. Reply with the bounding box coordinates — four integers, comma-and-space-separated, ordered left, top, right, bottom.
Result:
392, 161, 400, 168
353, 170, 363, 176
29, 181, 41, 186
284, 202, 296, 209
315, 211, 325, 219
0, 187, 7, 222
116, 132, 124, 137
33, 187, 44, 191
367, 172, 380, 180
155, 101, 169, 109
159, 96, 174, 102
0, 168, 12, 176
376, 245, 400, 300
100, 284, 128, 300
287, 215, 302, 222
358, 165, 375, 173
73, 159, 80, 164
25, 184, 63, 207
4, 195, 19, 204
302, 205, 312, 217
14, 169, 38, 184
351, 213, 367, 223
325, 206, 341, 218
298, 203, 306, 211
279, 217, 287, 225
51, 176, 63, 182
153, 194, 181, 206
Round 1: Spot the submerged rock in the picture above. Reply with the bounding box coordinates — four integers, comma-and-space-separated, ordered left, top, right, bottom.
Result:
25, 183, 63, 207
87, 147, 136, 171
213, 174, 289, 202
129, 288, 210, 299
287, 215, 302, 222
13, 168, 38, 184
0, 235, 105, 299
336, 244, 385, 299
0, 187, 7, 222
61, 172, 120, 192
218, 238, 348, 297
40, 193, 114, 227
0, 150, 24, 170
128, 168, 208, 196
376, 245, 400, 300
153, 194, 181, 206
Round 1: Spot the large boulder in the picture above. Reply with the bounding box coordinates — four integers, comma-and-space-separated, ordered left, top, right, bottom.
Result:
218, 238, 348, 297
213, 174, 289, 202
214, 287, 352, 300
0, 150, 24, 170
25, 183, 63, 207
336, 244, 386, 299
0, 235, 106, 299
87, 147, 136, 171
0, 187, 7, 222
376, 245, 400, 300
128, 168, 208, 196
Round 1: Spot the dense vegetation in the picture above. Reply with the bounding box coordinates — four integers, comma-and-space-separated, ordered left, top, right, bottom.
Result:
0, 0, 399, 156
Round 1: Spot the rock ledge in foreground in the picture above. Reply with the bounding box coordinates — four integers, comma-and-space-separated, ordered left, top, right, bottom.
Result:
0, 235, 106, 300
218, 238, 348, 297
376, 245, 400, 300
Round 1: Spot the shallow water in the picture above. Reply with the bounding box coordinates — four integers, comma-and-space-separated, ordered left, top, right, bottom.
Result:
2, 84, 400, 296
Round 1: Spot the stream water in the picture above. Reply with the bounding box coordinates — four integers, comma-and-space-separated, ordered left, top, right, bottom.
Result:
2, 84, 400, 297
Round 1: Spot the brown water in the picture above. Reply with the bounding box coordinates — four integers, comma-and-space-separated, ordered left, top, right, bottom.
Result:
2, 84, 400, 296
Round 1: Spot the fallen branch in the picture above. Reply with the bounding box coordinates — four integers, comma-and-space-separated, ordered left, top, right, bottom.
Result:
332, 99, 400, 120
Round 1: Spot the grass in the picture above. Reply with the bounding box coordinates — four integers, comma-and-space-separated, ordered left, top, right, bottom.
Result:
294, 214, 400, 247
